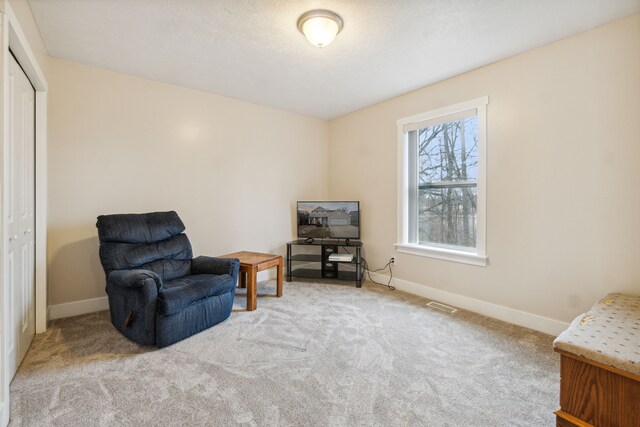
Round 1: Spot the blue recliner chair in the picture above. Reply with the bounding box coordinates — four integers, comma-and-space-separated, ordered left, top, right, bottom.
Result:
96, 211, 239, 348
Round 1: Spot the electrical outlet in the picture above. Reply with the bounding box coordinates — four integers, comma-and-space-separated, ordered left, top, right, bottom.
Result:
390, 257, 395, 265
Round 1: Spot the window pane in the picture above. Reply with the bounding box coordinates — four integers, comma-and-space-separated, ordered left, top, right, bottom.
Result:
418, 117, 478, 184
416, 115, 478, 250
418, 186, 477, 249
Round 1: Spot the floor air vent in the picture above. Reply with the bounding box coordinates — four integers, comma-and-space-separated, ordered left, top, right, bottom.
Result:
426, 301, 458, 314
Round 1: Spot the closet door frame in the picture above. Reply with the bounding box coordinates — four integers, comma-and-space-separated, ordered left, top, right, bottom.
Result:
0, 3, 48, 426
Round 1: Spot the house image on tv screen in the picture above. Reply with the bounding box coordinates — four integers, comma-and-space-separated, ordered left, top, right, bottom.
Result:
298, 202, 359, 239
309, 208, 351, 226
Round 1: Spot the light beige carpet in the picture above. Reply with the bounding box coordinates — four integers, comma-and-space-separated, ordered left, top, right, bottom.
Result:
9, 280, 559, 426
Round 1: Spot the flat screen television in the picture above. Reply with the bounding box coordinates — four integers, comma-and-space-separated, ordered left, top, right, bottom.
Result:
297, 201, 360, 240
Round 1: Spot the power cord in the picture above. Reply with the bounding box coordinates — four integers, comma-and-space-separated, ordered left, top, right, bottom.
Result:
360, 257, 395, 290
339, 245, 395, 290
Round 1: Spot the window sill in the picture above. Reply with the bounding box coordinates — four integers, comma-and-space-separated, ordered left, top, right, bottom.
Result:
394, 243, 488, 267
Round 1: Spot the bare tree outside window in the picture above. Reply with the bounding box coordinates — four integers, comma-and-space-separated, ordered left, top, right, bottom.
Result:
416, 117, 478, 249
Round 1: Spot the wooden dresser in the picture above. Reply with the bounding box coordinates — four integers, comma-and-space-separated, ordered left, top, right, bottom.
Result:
553, 293, 640, 427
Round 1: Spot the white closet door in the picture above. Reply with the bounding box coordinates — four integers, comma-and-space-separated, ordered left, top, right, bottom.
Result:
7, 54, 36, 380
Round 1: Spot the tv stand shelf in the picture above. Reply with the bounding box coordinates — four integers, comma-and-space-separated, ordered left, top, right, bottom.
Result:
286, 239, 362, 287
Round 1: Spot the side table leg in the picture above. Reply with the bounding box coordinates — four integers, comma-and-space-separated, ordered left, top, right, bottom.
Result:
247, 267, 257, 311
238, 271, 247, 288
276, 256, 283, 297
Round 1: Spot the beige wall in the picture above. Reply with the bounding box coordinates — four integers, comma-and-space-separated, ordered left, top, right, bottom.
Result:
47, 58, 329, 305
329, 14, 640, 324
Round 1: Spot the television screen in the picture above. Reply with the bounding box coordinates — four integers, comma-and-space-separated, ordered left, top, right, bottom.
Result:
297, 201, 360, 239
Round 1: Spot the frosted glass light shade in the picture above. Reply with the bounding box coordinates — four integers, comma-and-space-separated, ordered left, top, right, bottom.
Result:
297, 10, 343, 48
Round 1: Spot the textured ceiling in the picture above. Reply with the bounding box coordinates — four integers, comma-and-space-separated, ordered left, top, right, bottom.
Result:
28, 0, 640, 119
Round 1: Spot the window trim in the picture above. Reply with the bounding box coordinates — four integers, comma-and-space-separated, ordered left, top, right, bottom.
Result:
396, 96, 488, 267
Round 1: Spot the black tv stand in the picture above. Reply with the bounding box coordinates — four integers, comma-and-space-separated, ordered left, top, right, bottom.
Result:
286, 239, 363, 287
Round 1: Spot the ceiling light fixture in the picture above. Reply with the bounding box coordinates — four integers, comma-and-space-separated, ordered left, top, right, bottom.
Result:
297, 9, 343, 48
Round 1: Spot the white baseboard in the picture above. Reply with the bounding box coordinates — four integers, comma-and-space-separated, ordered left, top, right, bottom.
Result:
48, 270, 278, 321
46, 273, 568, 335
48, 296, 109, 320
258, 269, 277, 281
369, 272, 568, 336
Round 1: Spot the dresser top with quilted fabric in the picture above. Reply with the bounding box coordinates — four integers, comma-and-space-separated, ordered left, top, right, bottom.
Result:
553, 293, 640, 376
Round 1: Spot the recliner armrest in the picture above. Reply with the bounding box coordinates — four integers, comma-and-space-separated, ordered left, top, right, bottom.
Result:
192, 256, 240, 279
108, 269, 163, 290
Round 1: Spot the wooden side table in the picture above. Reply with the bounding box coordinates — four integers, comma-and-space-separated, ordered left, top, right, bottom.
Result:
219, 251, 283, 311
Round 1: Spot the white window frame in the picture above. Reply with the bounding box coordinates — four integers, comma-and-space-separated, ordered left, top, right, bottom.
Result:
395, 96, 488, 267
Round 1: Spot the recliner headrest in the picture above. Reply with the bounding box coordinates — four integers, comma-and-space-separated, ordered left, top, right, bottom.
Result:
96, 211, 186, 244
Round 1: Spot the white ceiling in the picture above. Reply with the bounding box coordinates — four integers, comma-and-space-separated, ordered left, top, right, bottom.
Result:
28, 0, 640, 120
